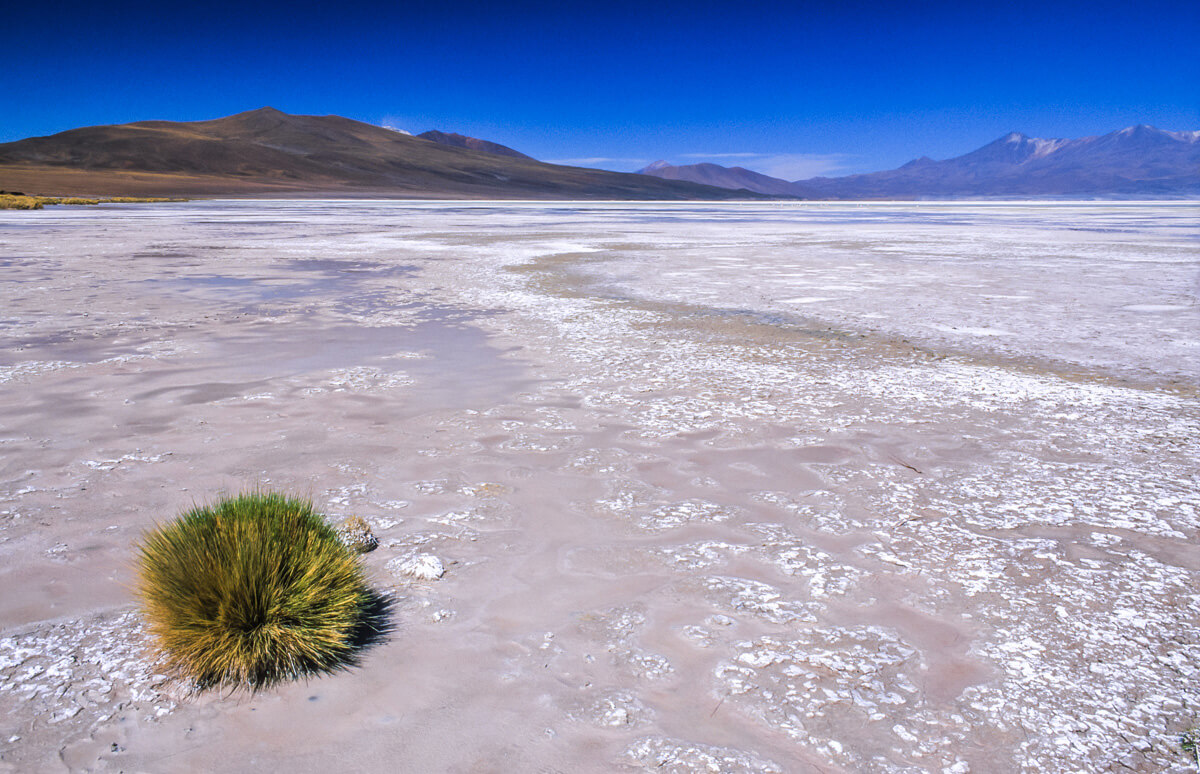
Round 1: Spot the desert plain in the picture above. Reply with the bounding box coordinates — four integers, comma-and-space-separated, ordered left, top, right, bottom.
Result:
0, 200, 1197, 772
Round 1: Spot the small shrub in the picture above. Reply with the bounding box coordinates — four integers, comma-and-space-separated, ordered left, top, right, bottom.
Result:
137, 491, 372, 689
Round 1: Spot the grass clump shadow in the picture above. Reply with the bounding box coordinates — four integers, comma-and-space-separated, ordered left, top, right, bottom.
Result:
137, 491, 391, 691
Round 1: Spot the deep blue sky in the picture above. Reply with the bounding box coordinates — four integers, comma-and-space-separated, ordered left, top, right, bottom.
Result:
4, 1, 1197, 178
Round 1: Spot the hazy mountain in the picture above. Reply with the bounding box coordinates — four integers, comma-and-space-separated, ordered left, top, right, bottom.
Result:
417, 130, 533, 160
637, 160, 797, 195
0, 108, 758, 200
640, 126, 1200, 198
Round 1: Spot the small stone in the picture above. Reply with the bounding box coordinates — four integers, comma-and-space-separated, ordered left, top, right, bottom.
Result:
334, 516, 378, 553
390, 554, 445, 580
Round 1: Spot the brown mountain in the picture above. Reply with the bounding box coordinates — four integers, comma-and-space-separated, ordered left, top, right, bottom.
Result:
417, 130, 534, 160
0, 107, 757, 200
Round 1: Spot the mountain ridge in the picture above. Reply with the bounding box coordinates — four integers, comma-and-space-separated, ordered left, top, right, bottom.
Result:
416, 130, 533, 160
640, 126, 1200, 198
0, 108, 761, 200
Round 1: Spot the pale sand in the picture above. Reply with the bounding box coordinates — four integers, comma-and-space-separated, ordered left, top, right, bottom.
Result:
0, 201, 1197, 772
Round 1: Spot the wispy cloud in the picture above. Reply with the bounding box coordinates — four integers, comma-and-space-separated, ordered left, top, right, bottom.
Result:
673, 152, 852, 180
753, 153, 849, 180
377, 115, 413, 134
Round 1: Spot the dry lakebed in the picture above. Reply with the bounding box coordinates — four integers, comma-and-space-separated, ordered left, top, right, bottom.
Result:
0, 200, 1197, 772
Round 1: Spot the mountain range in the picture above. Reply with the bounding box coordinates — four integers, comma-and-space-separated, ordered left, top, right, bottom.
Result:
2, 109, 1196, 199
0, 108, 755, 200
639, 126, 1200, 198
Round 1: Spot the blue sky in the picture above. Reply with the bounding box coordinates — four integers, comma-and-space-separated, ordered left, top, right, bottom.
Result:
4, 1, 1197, 178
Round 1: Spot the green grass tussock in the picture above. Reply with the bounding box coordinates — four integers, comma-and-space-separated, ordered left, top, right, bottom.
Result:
137, 491, 372, 689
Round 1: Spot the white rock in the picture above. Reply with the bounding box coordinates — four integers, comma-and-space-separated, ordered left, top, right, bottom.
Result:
391, 554, 445, 580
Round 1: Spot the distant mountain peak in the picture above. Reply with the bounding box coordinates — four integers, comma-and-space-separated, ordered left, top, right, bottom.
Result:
229, 107, 288, 120
637, 124, 1199, 198
640, 160, 673, 173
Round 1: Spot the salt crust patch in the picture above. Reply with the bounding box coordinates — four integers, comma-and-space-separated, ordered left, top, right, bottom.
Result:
0, 340, 194, 386
594, 489, 738, 533
0, 347, 183, 384
930, 324, 1014, 337
13, 204, 1196, 771
715, 626, 975, 771
899, 524, 1200, 772
497, 432, 582, 452
574, 207, 1200, 383
80, 451, 173, 471
0, 360, 75, 384
298, 366, 415, 395
781, 296, 837, 304
575, 605, 674, 682
0, 611, 177, 751
624, 736, 784, 773
568, 690, 650, 728
400, 207, 1200, 772
1122, 303, 1190, 312
205, 366, 415, 405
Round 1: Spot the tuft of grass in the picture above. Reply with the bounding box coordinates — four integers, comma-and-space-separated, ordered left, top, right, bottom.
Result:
101, 196, 188, 203
1183, 727, 1199, 765
0, 194, 44, 209
137, 491, 372, 689
0, 193, 187, 209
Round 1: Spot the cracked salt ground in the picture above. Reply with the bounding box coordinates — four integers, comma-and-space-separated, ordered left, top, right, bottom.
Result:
398, 202, 1198, 771
717, 627, 934, 765
2, 201, 1198, 772
567, 690, 651, 728
0, 611, 181, 763
624, 737, 785, 773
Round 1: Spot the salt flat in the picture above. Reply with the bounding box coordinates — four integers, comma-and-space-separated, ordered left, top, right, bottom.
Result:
0, 201, 1196, 772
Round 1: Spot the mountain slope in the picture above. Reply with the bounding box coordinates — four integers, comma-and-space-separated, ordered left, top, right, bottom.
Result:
640, 126, 1200, 198
637, 160, 798, 195
0, 108, 758, 200
417, 130, 533, 160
